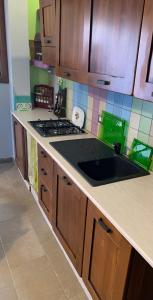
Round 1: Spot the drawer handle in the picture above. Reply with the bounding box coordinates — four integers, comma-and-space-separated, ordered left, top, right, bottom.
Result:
64, 72, 71, 77
41, 168, 47, 176
41, 150, 47, 158
97, 80, 110, 86
98, 218, 113, 234
46, 39, 51, 44
62, 176, 72, 186
41, 185, 48, 193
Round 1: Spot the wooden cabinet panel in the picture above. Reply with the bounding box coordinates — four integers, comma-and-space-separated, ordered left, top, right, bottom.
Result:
13, 118, 28, 180
134, 0, 153, 101
40, 0, 56, 66
38, 144, 53, 221
53, 163, 87, 275
0, 0, 8, 83
85, 0, 144, 94
83, 201, 132, 300
56, 0, 88, 83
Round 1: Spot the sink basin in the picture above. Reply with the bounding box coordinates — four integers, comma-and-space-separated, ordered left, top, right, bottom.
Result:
78, 155, 149, 185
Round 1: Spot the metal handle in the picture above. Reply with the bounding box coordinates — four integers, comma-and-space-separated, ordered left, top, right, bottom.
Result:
41, 150, 47, 158
62, 176, 72, 186
41, 185, 48, 193
97, 80, 110, 86
98, 218, 113, 234
41, 168, 47, 176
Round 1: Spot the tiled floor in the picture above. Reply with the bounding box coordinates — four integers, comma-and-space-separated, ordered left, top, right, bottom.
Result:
0, 162, 88, 300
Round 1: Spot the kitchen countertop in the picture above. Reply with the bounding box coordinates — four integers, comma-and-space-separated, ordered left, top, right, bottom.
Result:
12, 108, 153, 268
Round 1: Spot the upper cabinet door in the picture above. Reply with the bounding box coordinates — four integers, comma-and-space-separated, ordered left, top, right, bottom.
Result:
134, 0, 153, 101
86, 0, 144, 94
56, 0, 88, 83
40, 0, 56, 47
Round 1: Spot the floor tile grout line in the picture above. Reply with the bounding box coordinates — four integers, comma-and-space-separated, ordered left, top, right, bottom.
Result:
0, 237, 20, 300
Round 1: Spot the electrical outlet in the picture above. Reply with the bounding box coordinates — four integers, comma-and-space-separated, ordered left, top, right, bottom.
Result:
98, 114, 102, 124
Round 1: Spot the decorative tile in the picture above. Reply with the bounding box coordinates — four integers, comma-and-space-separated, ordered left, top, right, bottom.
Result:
122, 95, 133, 111
137, 131, 149, 144
150, 120, 153, 136
16, 103, 32, 111
87, 96, 93, 110
142, 101, 153, 119
106, 91, 114, 104
121, 109, 131, 122
93, 97, 100, 112
132, 97, 143, 114
130, 112, 140, 130
127, 128, 138, 146
106, 103, 114, 114
113, 106, 122, 118
99, 99, 106, 115
139, 116, 152, 134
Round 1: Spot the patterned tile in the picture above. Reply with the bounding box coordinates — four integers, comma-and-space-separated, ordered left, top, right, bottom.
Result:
130, 112, 140, 130
137, 131, 149, 144
142, 101, 153, 119
139, 116, 152, 134
132, 97, 143, 114
121, 109, 131, 122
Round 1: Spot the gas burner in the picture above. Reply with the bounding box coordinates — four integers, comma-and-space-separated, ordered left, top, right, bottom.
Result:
28, 119, 86, 137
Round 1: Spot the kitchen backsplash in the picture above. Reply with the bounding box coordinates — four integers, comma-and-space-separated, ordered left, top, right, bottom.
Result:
58, 77, 153, 153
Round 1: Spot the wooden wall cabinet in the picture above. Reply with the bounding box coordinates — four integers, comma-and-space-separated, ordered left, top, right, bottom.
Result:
52, 162, 87, 275
85, 0, 144, 94
13, 118, 28, 180
40, 0, 56, 66
0, 0, 8, 83
38, 144, 54, 221
82, 201, 132, 300
134, 0, 153, 102
56, 0, 88, 84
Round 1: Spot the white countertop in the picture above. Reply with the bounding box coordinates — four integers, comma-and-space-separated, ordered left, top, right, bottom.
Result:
13, 108, 153, 268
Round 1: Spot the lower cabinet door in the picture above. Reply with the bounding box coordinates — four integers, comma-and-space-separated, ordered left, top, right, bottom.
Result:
82, 201, 132, 300
39, 179, 52, 221
52, 163, 87, 275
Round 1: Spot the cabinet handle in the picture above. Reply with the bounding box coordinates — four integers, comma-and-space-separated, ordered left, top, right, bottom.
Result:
64, 72, 71, 77
41, 168, 47, 176
97, 80, 110, 86
41, 150, 47, 158
98, 218, 113, 234
62, 176, 72, 186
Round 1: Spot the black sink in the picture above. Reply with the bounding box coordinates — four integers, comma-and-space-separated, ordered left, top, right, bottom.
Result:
50, 138, 149, 186
78, 156, 148, 183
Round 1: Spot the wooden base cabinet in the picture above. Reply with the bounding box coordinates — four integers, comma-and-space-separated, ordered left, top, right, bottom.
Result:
38, 144, 54, 221
52, 163, 87, 275
82, 201, 132, 300
13, 117, 28, 180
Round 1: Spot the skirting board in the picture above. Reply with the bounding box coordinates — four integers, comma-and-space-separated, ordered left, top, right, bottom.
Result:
0, 158, 13, 163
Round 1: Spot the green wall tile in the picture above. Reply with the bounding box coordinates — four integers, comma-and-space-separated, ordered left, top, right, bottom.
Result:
139, 116, 151, 134
132, 97, 143, 114
142, 101, 153, 118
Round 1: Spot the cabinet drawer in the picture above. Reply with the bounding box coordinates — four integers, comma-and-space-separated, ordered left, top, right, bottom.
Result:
38, 179, 52, 221
38, 145, 53, 191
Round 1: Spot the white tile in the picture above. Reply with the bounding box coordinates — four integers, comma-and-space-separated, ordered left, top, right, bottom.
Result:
130, 112, 140, 130
150, 120, 153, 136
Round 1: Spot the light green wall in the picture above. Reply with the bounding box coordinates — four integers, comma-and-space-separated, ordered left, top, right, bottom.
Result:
28, 0, 40, 40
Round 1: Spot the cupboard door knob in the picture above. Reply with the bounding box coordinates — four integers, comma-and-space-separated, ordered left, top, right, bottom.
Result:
98, 218, 113, 234
97, 80, 110, 86
62, 176, 72, 186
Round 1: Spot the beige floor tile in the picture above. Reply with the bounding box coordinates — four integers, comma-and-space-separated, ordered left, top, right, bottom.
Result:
70, 292, 88, 300
0, 242, 14, 289
0, 286, 18, 300
12, 256, 67, 300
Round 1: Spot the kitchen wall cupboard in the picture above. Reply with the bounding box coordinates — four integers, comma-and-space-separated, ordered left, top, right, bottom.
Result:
0, 0, 8, 83
39, 0, 56, 66
134, 0, 153, 102
82, 200, 132, 300
56, 0, 144, 95
13, 118, 28, 180
52, 162, 87, 275
38, 144, 53, 221
56, 0, 88, 84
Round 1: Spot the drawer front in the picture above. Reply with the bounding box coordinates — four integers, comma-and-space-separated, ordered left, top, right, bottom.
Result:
38, 145, 53, 191
38, 179, 52, 221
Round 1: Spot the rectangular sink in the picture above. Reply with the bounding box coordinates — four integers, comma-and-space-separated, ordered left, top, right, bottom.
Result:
50, 138, 149, 187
